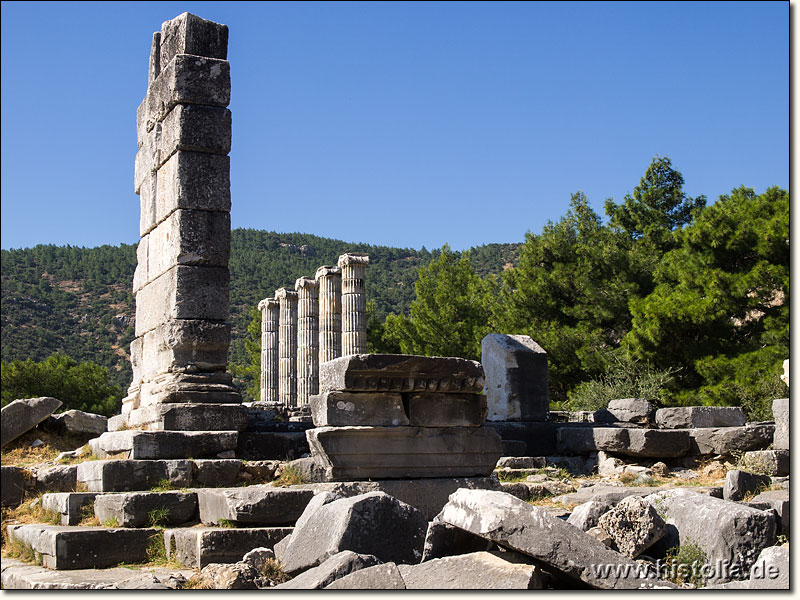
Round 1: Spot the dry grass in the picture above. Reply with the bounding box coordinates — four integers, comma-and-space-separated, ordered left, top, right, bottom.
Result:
0, 430, 96, 467
272, 464, 307, 487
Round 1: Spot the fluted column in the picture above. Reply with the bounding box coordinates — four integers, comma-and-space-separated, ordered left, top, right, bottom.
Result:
295, 277, 319, 405
276, 288, 298, 407
315, 265, 342, 364
338, 253, 370, 355
258, 298, 279, 402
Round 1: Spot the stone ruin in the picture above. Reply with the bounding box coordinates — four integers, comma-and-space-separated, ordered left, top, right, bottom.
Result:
0, 12, 789, 591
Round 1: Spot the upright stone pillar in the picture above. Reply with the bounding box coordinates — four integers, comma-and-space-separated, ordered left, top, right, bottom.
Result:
295, 277, 320, 405
338, 253, 370, 356
121, 12, 242, 431
276, 288, 299, 407
315, 265, 342, 363
258, 298, 280, 402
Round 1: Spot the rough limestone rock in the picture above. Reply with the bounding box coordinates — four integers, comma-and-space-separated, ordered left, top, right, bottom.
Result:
1, 397, 62, 447
94, 492, 197, 527
1, 466, 28, 507
596, 496, 666, 558
554, 484, 722, 506
481, 334, 548, 422
567, 500, 612, 531
723, 470, 771, 502
325, 562, 407, 589
687, 423, 774, 455
398, 551, 543, 589
436, 489, 674, 589
623, 429, 690, 458
195, 485, 313, 526
747, 545, 789, 589
276, 492, 427, 575
772, 398, 788, 450
196, 562, 259, 590
645, 489, 777, 584
421, 520, 494, 561
43, 410, 107, 436
556, 427, 629, 454
739, 449, 790, 476
597, 451, 625, 476
165, 527, 292, 568
41, 492, 99, 526
747, 490, 789, 537
594, 399, 654, 424
780, 359, 789, 387
275, 551, 381, 590
35, 465, 78, 493
655, 406, 746, 429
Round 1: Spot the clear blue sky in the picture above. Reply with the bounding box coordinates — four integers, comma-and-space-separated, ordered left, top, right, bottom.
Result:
1, 1, 789, 252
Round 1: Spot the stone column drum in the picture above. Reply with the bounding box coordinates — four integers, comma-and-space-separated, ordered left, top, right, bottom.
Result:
295, 277, 320, 405
276, 288, 299, 407
315, 265, 342, 364
121, 12, 242, 431
338, 253, 370, 356
259, 298, 280, 402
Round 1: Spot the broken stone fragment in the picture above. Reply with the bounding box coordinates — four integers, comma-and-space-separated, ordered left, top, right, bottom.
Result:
1, 397, 63, 448
596, 495, 667, 558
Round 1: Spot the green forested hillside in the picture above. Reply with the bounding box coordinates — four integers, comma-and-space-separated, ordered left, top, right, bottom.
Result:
0, 231, 518, 393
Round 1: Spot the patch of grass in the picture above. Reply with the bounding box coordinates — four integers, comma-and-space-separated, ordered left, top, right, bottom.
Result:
181, 574, 213, 589
78, 503, 98, 526
3, 536, 41, 565
0, 430, 96, 467
665, 541, 708, 588
735, 453, 775, 477
216, 519, 236, 528
102, 517, 119, 528
147, 507, 170, 528
144, 532, 180, 567
259, 558, 289, 585
495, 471, 530, 483
149, 479, 175, 492
618, 472, 638, 485
272, 463, 307, 487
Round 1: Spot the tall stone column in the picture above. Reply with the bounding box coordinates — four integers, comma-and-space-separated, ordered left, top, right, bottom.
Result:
258, 298, 279, 402
121, 12, 242, 431
276, 288, 299, 407
295, 277, 319, 405
315, 265, 342, 363
338, 253, 370, 356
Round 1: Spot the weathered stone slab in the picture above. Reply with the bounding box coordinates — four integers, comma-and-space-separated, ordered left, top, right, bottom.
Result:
746, 545, 789, 589
406, 393, 487, 427
192, 459, 242, 487
35, 465, 78, 493
196, 485, 314, 525
1, 397, 62, 447
310, 391, 408, 427
135, 265, 230, 336
593, 399, 654, 424
319, 354, 484, 394
398, 551, 544, 589
7, 524, 157, 570
120, 402, 247, 432
276, 492, 427, 575
236, 431, 309, 460
77, 459, 193, 492
89, 430, 237, 460
723, 469, 771, 501
159, 104, 231, 165
556, 426, 629, 454
159, 12, 228, 67
436, 489, 674, 589
482, 334, 548, 422
42, 493, 99, 526
137, 371, 242, 406
94, 491, 197, 527
748, 490, 789, 537
297, 476, 502, 521
421, 520, 495, 561
655, 406, 746, 429
43, 410, 107, 436
644, 489, 777, 584
554, 484, 723, 507
739, 449, 789, 476
307, 426, 503, 480
687, 423, 774, 455
622, 429, 691, 458
165, 526, 292, 568
275, 551, 382, 589
566, 500, 612, 531
772, 398, 788, 450
325, 562, 407, 589
1, 466, 28, 507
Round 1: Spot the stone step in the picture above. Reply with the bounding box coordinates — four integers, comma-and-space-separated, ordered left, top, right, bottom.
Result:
41, 493, 99, 526
89, 430, 238, 460
6, 524, 158, 570
196, 485, 314, 526
76, 459, 244, 492
236, 431, 309, 460
94, 491, 198, 527
165, 526, 293, 568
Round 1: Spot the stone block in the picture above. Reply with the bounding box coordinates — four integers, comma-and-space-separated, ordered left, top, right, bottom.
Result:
406, 393, 487, 427
1, 466, 27, 507
593, 399, 654, 424
748, 490, 789, 537
192, 459, 242, 487
275, 551, 382, 590
644, 489, 777, 584
306, 425, 503, 480
484, 421, 560, 456
688, 423, 774, 455
164, 527, 292, 568
655, 406, 746, 429
35, 465, 77, 493
41, 493, 99, 526
325, 562, 407, 589
723, 469, 771, 501
7, 524, 157, 570
481, 334, 548, 422
159, 12, 228, 66
236, 431, 309, 460
398, 551, 544, 589
566, 500, 612, 531
747, 545, 789, 589
1, 397, 62, 447
772, 398, 788, 450
121, 402, 247, 432
319, 354, 484, 394
556, 426, 629, 455
89, 431, 237, 460
159, 104, 231, 164
94, 491, 197, 527
196, 486, 314, 526
77, 460, 193, 493
137, 371, 241, 406
740, 449, 789, 476
134, 265, 229, 336
145, 209, 230, 283
436, 489, 673, 589
496, 456, 547, 469
554, 484, 722, 507
310, 391, 408, 427
596, 495, 666, 558
421, 521, 495, 561
146, 55, 230, 124
276, 492, 427, 575
621, 429, 690, 458
42, 410, 107, 436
